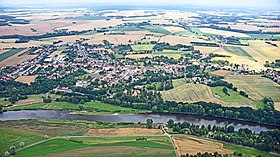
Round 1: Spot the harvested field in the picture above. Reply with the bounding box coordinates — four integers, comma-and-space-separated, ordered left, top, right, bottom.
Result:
15, 75, 37, 85
160, 35, 206, 45
212, 47, 265, 70
226, 75, 280, 102
161, 83, 220, 103
126, 54, 153, 59
0, 20, 87, 36
60, 19, 124, 31
173, 136, 233, 156
248, 40, 280, 62
163, 11, 198, 20
0, 48, 38, 67
86, 128, 163, 136
194, 46, 220, 55
22, 11, 84, 21
0, 40, 53, 49
172, 78, 188, 88
199, 28, 249, 37
162, 26, 186, 33
85, 32, 146, 44
209, 70, 233, 77
0, 54, 37, 67
275, 102, 280, 111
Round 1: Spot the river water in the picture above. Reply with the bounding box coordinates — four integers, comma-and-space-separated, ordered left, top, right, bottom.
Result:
0, 110, 278, 133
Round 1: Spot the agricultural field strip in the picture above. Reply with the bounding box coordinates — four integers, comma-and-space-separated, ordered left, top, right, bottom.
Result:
17, 134, 174, 153
170, 134, 279, 157
20, 134, 277, 157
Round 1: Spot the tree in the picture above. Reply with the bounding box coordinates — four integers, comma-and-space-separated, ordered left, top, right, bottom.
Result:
167, 119, 174, 128
222, 87, 230, 96
0, 104, 3, 112
78, 105, 84, 111
146, 119, 153, 128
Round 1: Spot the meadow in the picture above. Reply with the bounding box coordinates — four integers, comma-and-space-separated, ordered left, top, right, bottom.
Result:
211, 86, 264, 109
224, 144, 280, 157
141, 25, 171, 35
15, 136, 175, 157
10, 100, 147, 115
131, 44, 155, 51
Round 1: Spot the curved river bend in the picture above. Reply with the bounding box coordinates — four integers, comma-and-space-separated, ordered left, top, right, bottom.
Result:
0, 110, 278, 133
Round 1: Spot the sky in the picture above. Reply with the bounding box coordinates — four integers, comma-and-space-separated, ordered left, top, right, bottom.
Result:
1, 0, 280, 9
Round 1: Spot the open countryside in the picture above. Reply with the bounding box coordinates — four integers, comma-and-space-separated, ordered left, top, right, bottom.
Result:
0, 0, 280, 157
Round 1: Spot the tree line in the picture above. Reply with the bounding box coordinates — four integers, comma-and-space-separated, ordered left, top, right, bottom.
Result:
167, 119, 280, 153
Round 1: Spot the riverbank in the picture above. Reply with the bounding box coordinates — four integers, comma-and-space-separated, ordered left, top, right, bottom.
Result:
0, 110, 277, 133
1, 119, 278, 157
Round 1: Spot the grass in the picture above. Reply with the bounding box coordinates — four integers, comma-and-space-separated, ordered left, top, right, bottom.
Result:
0, 119, 144, 155
15, 136, 175, 157
161, 83, 216, 103
131, 44, 155, 51
83, 30, 98, 35
223, 46, 255, 61
174, 30, 197, 36
145, 82, 162, 90
211, 86, 265, 109
10, 100, 147, 115
15, 139, 89, 157
224, 144, 279, 157
153, 50, 188, 55
141, 25, 171, 35
226, 75, 280, 102
0, 48, 25, 62
110, 26, 144, 32
245, 34, 280, 40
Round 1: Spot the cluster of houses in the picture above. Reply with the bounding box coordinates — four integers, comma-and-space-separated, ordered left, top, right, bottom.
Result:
1, 40, 279, 90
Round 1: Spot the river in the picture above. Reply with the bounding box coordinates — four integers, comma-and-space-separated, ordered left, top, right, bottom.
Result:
0, 110, 278, 133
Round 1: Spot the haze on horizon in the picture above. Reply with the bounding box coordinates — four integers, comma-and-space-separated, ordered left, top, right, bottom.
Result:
1, 0, 280, 9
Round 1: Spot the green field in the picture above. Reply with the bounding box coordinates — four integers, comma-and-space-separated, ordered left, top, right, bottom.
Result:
15, 136, 175, 157
246, 34, 280, 40
223, 46, 255, 61
224, 144, 279, 157
141, 25, 171, 35
174, 29, 198, 36
131, 44, 155, 51
161, 83, 216, 103
0, 119, 141, 155
211, 86, 264, 109
153, 50, 187, 55
0, 48, 25, 62
10, 100, 147, 115
110, 26, 144, 32
226, 75, 280, 103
